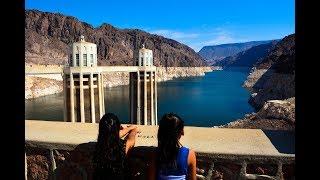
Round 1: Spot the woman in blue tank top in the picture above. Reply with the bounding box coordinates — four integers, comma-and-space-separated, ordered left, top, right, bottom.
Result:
149, 113, 197, 180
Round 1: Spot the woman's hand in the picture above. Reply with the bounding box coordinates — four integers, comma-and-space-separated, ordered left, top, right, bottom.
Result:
119, 125, 139, 138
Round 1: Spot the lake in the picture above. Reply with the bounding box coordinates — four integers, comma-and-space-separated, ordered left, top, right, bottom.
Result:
25, 67, 254, 127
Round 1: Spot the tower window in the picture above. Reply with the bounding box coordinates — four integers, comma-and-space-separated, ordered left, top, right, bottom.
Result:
83, 54, 87, 66
76, 54, 79, 66
141, 57, 143, 66
90, 54, 94, 64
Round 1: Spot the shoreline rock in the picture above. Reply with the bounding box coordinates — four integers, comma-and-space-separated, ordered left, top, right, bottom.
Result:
25, 66, 213, 99
219, 98, 295, 130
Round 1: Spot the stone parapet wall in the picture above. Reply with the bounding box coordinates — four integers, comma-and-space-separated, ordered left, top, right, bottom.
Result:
26, 145, 295, 180
25, 120, 295, 179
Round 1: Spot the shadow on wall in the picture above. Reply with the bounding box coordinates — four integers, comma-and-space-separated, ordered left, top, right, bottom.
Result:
54, 142, 156, 180
27, 142, 295, 180
263, 130, 295, 154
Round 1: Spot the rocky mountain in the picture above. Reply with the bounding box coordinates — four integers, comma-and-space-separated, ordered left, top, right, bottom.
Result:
221, 34, 295, 130
244, 34, 295, 107
25, 9, 206, 67
198, 40, 275, 65
216, 40, 278, 68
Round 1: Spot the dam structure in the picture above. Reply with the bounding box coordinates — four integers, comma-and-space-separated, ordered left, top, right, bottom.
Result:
129, 44, 157, 125
63, 35, 104, 123
26, 35, 157, 125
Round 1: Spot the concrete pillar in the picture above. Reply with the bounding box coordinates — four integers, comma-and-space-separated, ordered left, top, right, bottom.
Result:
63, 74, 67, 121
144, 71, 147, 125
25, 152, 27, 180
70, 73, 75, 123
130, 75, 134, 124
137, 71, 141, 124
154, 70, 158, 125
80, 72, 85, 123
90, 72, 95, 123
101, 74, 105, 114
98, 73, 103, 119
150, 71, 154, 125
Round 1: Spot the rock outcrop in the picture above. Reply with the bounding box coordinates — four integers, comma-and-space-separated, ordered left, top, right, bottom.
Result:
220, 98, 295, 130
25, 67, 212, 99
243, 34, 295, 109
25, 77, 63, 99
25, 9, 206, 67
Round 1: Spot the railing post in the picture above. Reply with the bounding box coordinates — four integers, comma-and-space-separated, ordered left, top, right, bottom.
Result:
239, 161, 247, 180
276, 161, 283, 180
205, 161, 215, 180
49, 149, 57, 180
25, 152, 27, 180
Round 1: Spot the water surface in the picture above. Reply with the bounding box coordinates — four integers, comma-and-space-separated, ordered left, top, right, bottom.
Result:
25, 67, 254, 127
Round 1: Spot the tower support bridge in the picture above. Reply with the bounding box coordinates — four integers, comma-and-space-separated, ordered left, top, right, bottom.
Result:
25, 65, 156, 75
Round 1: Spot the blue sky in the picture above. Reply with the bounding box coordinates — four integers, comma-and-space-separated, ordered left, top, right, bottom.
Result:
26, 0, 294, 52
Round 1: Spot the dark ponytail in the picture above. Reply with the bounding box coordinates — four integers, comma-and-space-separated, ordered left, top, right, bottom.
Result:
93, 113, 126, 179
157, 113, 184, 171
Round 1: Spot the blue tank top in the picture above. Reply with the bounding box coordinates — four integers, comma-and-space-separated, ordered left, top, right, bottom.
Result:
158, 147, 189, 180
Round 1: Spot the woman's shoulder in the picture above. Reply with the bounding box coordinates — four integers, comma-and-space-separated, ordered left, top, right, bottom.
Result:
180, 146, 191, 154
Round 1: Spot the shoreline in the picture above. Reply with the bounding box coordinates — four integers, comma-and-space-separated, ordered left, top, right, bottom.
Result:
25, 66, 213, 100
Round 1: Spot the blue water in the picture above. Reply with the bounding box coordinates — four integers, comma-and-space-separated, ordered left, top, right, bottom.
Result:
25, 67, 254, 127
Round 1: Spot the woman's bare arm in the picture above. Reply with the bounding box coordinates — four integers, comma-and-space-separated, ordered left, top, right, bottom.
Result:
119, 125, 137, 138
125, 127, 139, 154
188, 149, 197, 180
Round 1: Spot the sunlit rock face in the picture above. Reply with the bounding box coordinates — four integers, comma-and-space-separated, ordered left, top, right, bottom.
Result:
25, 10, 206, 67
220, 98, 295, 130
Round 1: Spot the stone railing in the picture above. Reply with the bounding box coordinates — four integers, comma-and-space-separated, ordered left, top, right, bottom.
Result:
25, 120, 295, 180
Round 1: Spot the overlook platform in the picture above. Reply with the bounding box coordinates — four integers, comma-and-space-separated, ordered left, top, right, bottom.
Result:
25, 120, 295, 179
25, 120, 294, 157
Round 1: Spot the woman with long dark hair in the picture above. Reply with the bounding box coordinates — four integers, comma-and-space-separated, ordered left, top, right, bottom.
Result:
92, 113, 139, 180
151, 113, 197, 180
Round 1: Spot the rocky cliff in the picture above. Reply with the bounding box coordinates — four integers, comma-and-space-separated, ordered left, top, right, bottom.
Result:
244, 34, 295, 109
25, 10, 206, 67
222, 34, 295, 130
25, 66, 212, 99
198, 40, 274, 65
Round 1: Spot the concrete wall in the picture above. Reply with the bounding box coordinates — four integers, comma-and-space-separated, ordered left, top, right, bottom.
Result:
25, 120, 295, 180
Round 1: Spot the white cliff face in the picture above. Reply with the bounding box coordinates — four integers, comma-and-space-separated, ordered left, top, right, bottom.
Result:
25, 77, 63, 99
243, 68, 269, 89
25, 67, 213, 99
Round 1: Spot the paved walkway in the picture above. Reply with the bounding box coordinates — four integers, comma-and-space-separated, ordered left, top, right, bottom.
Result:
25, 120, 294, 157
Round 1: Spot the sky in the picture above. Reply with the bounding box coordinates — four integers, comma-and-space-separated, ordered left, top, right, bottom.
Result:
25, 0, 294, 52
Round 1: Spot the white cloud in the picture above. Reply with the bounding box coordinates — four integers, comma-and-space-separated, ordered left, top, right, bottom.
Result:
150, 29, 199, 40
204, 34, 234, 45
147, 28, 249, 52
